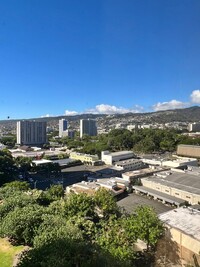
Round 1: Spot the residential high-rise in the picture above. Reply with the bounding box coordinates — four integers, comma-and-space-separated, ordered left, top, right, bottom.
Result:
80, 119, 97, 138
62, 129, 75, 139
188, 123, 200, 132
17, 120, 47, 145
59, 119, 68, 137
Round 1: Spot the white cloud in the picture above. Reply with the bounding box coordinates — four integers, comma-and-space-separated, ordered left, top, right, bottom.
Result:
152, 100, 188, 111
41, 114, 53, 118
190, 90, 200, 104
86, 104, 143, 114
65, 110, 79, 116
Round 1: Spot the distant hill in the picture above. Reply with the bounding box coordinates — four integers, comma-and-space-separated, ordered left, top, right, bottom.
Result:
0, 106, 200, 129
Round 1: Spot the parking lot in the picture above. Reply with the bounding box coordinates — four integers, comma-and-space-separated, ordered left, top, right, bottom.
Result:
117, 193, 173, 214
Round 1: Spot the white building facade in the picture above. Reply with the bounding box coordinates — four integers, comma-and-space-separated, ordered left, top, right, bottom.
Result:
101, 150, 135, 165
17, 120, 47, 145
59, 119, 68, 137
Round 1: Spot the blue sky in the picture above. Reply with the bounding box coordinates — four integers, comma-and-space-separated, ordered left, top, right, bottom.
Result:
0, 0, 200, 119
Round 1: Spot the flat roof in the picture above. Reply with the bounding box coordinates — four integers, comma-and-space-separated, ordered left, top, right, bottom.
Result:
32, 159, 52, 165
52, 158, 75, 165
123, 167, 166, 177
110, 151, 134, 157
178, 144, 200, 149
159, 207, 200, 241
143, 171, 200, 195
115, 159, 142, 166
133, 186, 184, 205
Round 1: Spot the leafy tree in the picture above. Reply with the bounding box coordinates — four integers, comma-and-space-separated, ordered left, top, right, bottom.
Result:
14, 156, 32, 172
94, 188, 120, 219
67, 215, 97, 241
0, 149, 16, 185
0, 192, 37, 223
64, 193, 95, 219
45, 185, 64, 202
33, 214, 83, 248
47, 199, 66, 215
32, 162, 61, 177
17, 213, 116, 267
0, 204, 46, 245
3, 181, 30, 191
0, 135, 16, 148
96, 216, 136, 266
17, 237, 118, 267
134, 206, 164, 251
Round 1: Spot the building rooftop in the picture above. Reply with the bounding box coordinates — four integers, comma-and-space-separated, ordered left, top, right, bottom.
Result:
109, 151, 134, 157
32, 159, 52, 165
159, 207, 200, 241
143, 171, 200, 195
68, 178, 126, 196
115, 158, 142, 166
123, 167, 166, 178
52, 158, 76, 166
178, 144, 200, 148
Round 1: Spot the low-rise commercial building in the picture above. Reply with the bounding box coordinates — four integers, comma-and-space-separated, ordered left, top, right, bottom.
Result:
101, 150, 135, 165
157, 207, 200, 266
114, 158, 145, 171
66, 177, 129, 196
177, 144, 200, 158
140, 170, 200, 205
142, 156, 198, 168
70, 152, 100, 165
122, 166, 167, 183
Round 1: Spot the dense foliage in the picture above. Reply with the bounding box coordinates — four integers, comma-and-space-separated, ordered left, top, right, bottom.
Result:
56, 128, 200, 155
0, 149, 16, 185
0, 182, 164, 267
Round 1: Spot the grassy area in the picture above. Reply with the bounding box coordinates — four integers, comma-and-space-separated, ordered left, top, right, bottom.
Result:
0, 238, 24, 267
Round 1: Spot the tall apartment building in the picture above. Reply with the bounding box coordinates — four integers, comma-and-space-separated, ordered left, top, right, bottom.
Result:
188, 123, 200, 132
59, 119, 68, 137
80, 119, 97, 138
17, 120, 47, 145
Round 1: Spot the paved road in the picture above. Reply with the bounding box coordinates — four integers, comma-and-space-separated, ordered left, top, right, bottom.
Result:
117, 193, 173, 215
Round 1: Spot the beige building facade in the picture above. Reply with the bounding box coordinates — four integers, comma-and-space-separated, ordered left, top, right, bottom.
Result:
158, 207, 200, 266
70, 152, 99, 165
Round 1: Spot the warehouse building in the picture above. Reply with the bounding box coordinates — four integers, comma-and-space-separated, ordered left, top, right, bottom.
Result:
177, 144, 200, 158
69, 152, 100, 165
142, 156, 198, 168
114, 158, 145, 171
122, 166, 166, 183
138, 170, 200, 205
157, 207, 200, 266
101, 150, 135, 165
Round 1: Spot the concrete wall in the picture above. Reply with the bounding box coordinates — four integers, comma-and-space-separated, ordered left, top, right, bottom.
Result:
70, 152, 99, 163
115, 160, 144, 171
155, 228, 200, 266
101, 151, 134, 165
168, 227, 200, 264
142, 179, 200, 204
177, 145, 200, 158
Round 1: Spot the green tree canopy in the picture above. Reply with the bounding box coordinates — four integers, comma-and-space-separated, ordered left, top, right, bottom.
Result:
134, 206, 164, 251
0, 204, 46, 245
94, 188, 120, 219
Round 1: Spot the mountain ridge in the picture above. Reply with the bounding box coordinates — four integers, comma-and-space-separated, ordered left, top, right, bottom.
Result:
0, 106, 199, 127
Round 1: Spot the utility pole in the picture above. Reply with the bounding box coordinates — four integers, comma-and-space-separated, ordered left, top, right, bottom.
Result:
34, 180, 38, 189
